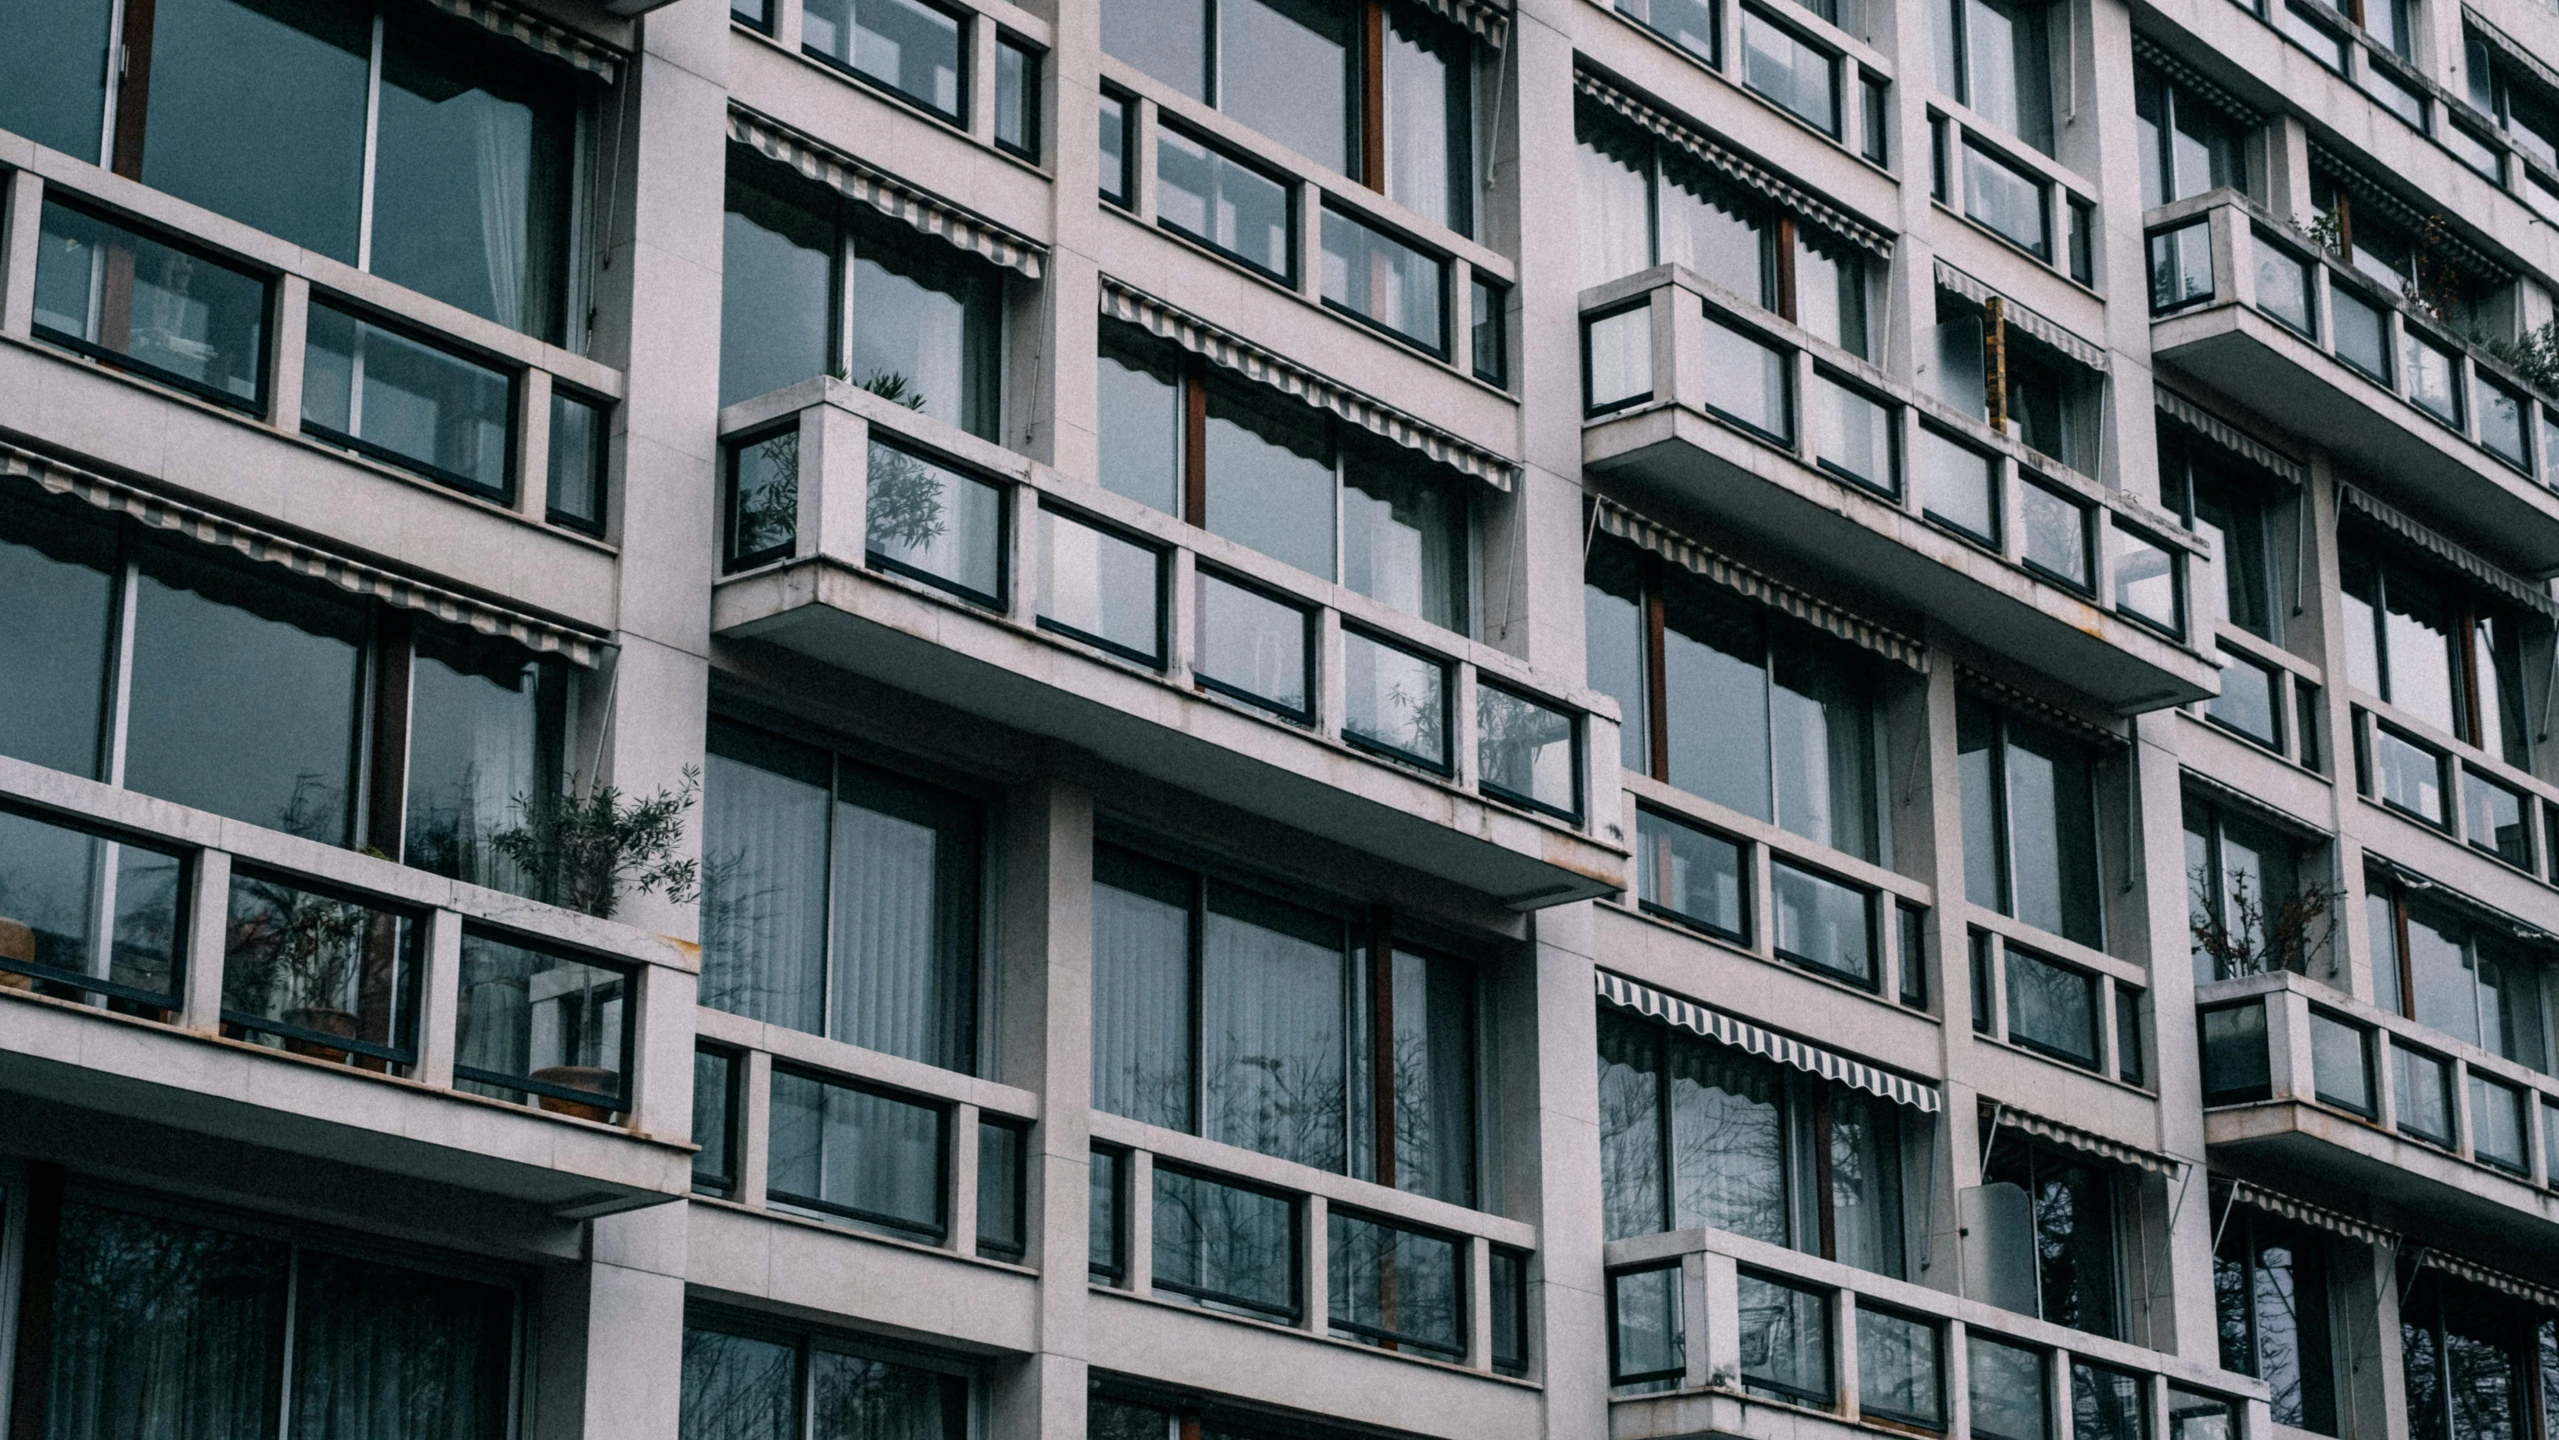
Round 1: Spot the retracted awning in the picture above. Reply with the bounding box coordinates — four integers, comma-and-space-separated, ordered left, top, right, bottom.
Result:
730, 107, 1049, 279
1983, 1099, 2178, 1175
1597, 970, 1942, 1113
2155, 386, 2307, 487
1935, 261, 2108, 373
2412, 1247, 2559, 1310
2338, 483, 2559, 619
2221, 1178, 2396, 1248
1593, 497, 1927, 673
418, 0, 626, 83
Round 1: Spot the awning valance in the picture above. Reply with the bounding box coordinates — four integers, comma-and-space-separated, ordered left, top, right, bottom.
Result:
418, 0, 625, 83
2307, 144, 2512, 288
1934, 261, 2109, 373
2412, 1247, 2559, 1311
1575, 69, 1894, 259
1, 443, 608, 668
1101, 278, 1519, 490
730, 107, 1048, 279
1593, 497, 1928, 672
1413, 0, 1510, 46
2338, 484, 2558, 618
1958, 667, 2128, 744
1984, 1099, 2177, 1175
1597, 970, 1943, 1114
2223, 1179, 2396, 1248
2128, 34, 2262, 127
2156, 386, 2307, 487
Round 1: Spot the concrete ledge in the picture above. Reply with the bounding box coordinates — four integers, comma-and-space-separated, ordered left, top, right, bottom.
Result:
688, 1199, 1040, 1353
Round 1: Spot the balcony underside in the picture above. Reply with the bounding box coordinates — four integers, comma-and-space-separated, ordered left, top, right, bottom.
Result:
0, 994, 691, 1218
2205, 1100, 2559, 1247
1584, 408, 2219, 712
712, 561, 1624, 910
2151, 306, 2559, 574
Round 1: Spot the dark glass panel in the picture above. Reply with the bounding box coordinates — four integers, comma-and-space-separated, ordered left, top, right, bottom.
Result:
829, 760, 981, 1072
700, 721, 832, 1034
46, 1205, 287, 1440
140, 0, 370, 261
289, 1252, 511, 1440
720, 159, 836, 408
768, 1069, 947, 1238
405, 624, 564, 896
0, 494, 116, 778
1091, 845, 1195, 1131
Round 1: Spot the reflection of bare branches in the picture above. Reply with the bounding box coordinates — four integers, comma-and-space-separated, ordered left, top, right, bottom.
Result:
866, 444, 949, 553
2192, 867, 2334, 981
1479, 691, 1569, 797
735, 431, 799, 559
695, 847, 806, 1023
1203, 1038, 1345, 1170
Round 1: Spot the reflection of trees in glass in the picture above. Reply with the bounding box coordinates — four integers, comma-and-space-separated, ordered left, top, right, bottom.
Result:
695, 847, 805, 1023
811, 1350, 963, 1440
2190, 866, 2334, 981
1155, 1170, 1293, 1313
865, 442, 950, 555
735, 430, 799, 560
1598, 1014, 1664, 1239
1670, 1041, 1788, 1244
1480, 688, 1570, 796
49, 1204, 288, 1439
679, 1328, 796, 1440
1202, 1039, 1345, 1172
222, 875, 386, 1039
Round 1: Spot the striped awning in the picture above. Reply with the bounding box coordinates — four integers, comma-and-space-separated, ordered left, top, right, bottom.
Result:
418, 0, 625, 83
2337, 484, 2559, 617
2128, 34, 2262, 127
730, 107, 1048, 279
1575, 70, 1894, 259
2306, 144, 2511, 288
2413, 1247, 2559, 1311
1415, 0, 1511, 45
1101, 278, 1519, 490
2223, 1179, 2395, 1248
2155, 386, 2306, 487
1593, 497, 1928, 673
1983, 1100, 2178, 1175
1, 443, 608, 668
1934, 262, 2108, 373
1957, 668, 2128, 745
1597, 970, 1942, 1114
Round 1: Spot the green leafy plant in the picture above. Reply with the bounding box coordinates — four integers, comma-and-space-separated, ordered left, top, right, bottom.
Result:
2482, 318, 2559, 402
492, 768, 701, 920
2301, 206, 2346, 258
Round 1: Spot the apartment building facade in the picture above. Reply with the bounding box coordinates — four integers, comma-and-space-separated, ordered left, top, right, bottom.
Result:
1, 0, 2557, 1435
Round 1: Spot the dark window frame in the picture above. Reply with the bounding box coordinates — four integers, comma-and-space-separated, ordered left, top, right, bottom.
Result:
801, 0, 976, 127
765, 1061, 955, 1242
301, 293, 522, 504
28, 194, 276, 416
993, 31, 1044, 162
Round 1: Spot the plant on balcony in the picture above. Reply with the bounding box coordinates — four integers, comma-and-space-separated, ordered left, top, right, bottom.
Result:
491, 768, 701, 921
2299, 206, 2346, 259
2481, 319, 2559, 403
856, 372, 952, 553
2408, 214, 2466, 326
224, 880, 379, 1058
2190, 868, 2336, 981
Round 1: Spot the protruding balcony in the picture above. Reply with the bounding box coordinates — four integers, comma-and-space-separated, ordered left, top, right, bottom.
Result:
2145, 190, 2559, 574
1579, 267, 2219, 714
0, 756, 698, 1218
707, 378, 1627, 910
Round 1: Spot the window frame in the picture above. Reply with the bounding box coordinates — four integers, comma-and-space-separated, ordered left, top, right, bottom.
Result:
801, 0, 975, 127
683, 1303, 978, 1439
28, 194, 277, 416
993, 31, 1044, 162
1155, 118, 1304, 285
301, 293, 522, 504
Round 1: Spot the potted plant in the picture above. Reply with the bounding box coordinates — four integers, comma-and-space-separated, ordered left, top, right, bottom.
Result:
225, 883, 374, 1064
490, 768, 699, 922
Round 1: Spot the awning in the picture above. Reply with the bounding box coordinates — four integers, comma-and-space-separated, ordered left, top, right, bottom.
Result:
1593, 496, 1928, 673
1983, 1099, 2178, 1175
2223, 1178, 2396, 1248
1575, 70, 1894, 259
1597, 970, 1943, 1114
1414, 0, 1510, 46
2412, 1247, 2559, 1311
2306, 144, 2511, 288
1957, 667, 2129, 745
1101, 278, 1519, 490
1, 443, 608, 668
2128, 34, 2262, 127
2337, 483, 2559, 619
2155, 386, 2307, 488
730, 107, 1048, 279
418, 0, 625, 83
1934, 262, 2108, 373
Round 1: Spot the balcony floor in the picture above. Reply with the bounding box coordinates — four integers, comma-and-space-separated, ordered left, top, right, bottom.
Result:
2205, 1100, 2559, 1249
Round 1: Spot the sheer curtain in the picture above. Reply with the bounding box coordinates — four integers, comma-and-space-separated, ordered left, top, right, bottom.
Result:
1391, 950, 1476, 1206
1576, 109, 1654, 292
1201, 885, 1346, 1170
679, 1329, 797, 1440
45, 1204, 287, 1440
830, 769, 978, 1072
290, 1253, 510, 1440
1668, 1039, 1788, 1244
810, 1352, 965, 1440
699, 737, 830, 1034
1091, 847, 1194, 1131
1828, 1089, 1907, 1277
472, 104, 529, 335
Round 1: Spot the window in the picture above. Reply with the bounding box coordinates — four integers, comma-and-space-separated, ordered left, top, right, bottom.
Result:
695, 1046, 741, 1195
105, 0, 575, 338
1980, 1129, 2120, 1337
1330, 1210, 1465, 1358
1917, 424, 1999, 542
1491, 1246, 1531, 1374
1583, 536, 1886, 861
32, 200, 270, 413
769, 1066, 948, 1240
1963, 140, 2052, 259
804, 0, 967, 121
681, 1316, 971, 1440
2133, 61, 2243, 209
1934, 0, 2057, 154
1344, 629, 1451, 771
1091, 1146, 1127, 1281
547, 388, 611, 533
0, 803, 185, 1011
1959, 697, 2106, 947
1773, 860, 1878, 987
1101, 0, 1477, 235
0, 0, 114, 161
2003, 944, 2100, 1067
2183, 798, 2317, 984
2399, 1269, 2539, 1440
1158, 124, 1297, 279
1320, 206, 1449, 353
1155, 1163, 1301, 1320
2340, 538, 2531, 765
1471, 276, 1509, 386
2480, 379, 2532, 472
1861, 1306, 1947, 1428
455, 928, 632, 1117
1742, 8, 1841, 135
1040, 507, 1167, 665
1811, 370, 1899, 493
2402, 329, 2465, 429
1703, 311, 1796, 440
1738, 1270, 1835, 1404
2366, 872, 2550, 1072
1597, 1005, 1911, 1277
2207, 653, 2282, 750
734, 0, 772, 28
994, 36, 1041, 159
2309, 175, 2487, 321
1899, 905, 1931, 1008
2469, 35, 2559, 176
977, 1117, 1027, 1259
1100, 90, 1134, 205
2112, 525, 2182, 637
303, 302, 516, 499
1970, 1335, 2050, 1440
403, 622, 571, 892
1860, 74, 1891, 162
2018, 476, 2092, 590
1575, 99, 1871, 357
719, 154, 1005, 436
1634, 807, 1749, 939
1095, 322, 1475, 633
867, 439, 1008, 608
40, 1201, 516, 1440
1479, 683, 1581, 819
1089, 844, 1482, 1203
2160, 440, 2283, 642
1617, 0, 1720, 60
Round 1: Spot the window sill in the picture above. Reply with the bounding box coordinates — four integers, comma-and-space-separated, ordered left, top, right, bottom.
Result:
1088, 1285, 1545, 1387
691, 1193, 1043, 1276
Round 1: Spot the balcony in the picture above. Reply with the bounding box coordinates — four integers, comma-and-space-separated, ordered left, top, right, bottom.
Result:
2145, 191, 2559, 574
1604, 1226, 2258, 1440
0, 754, 697, 1218
1579, 268, 2219, 715
708, 378, 1627, 910
2196, 971, 2559, 1240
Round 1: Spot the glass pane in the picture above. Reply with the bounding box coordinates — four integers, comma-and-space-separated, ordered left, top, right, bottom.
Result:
1096, 324, 1181, 514
1099, 92, 1131, 204
1221, 0, 1351, 171
1040, 509, 1162, 663
454, 931, 630, 1112
2476, 937, 2545, 1071
1152, 1166, 1297, 1320
302, 304, 515, 497
2372, 728, 2445, 825
222, 872, 417, 1063
1772, 861, 1874, 985
1341, 448, 1468, 632
1576, 105, 1656, 291
1598, 1009, 1667, 1239
829, 761, 982, 1072
1203, 379, 1334, 579
291, 1251, 512, 1440
2147, 221, 2214, 312
1811, 374, 1894, 492
693, 1048, 736, 1192
1960, 702, 2002, 914
124, 545, 366, 842
1201, 882, 1346, 1168
405, 625, 561, 897
769, 1068, 947, 1237
701, 721, 831, 1033
372, 22, 570, 336
1193, 572, 1310, 717
1391, 947, 1477, 1206
808, 1351, 966, 1440
1742, 10, 1838, 133
1899, 905, 1930, 1007
1611, 1265, 1685, 1381
1969, 1335, 2049, 1440
547, 391, 608, 530
1586, 307, 1655, 412
1089, 1147, 1123, 1278
49, 1203, 288, 1440
1328, 1213, 1463, 1358
1158, 127, 1293, 277
1830, 1087, 1905, 1276
2199, 1002, 2271, 1103
1320, 208, 1444, 351
2020, 479, 2090, 588
1662, 159, 1769, 305
1343, 631, 1449, 770
0, 805, 184, 1003
2004, 718, 2101, 945
2006, 947, 2100, 1066
1668, 1039, 1787, 1242
2308, 1010, 2373, 1113
1702, 311, 1793, 439
977, 1119, 1025, 1256
1917, 428, 1997, 541
1622, 0, 1717, 57
1385, 11, 1469, 232
0, 494, 116, 778
2462, 771, 2530, 867
1585, 539, 1649, 773
680, 1327, 797, 1440
2480, 382, 2528, 468
2469, 1074, 2527, 1170
2392, 1045, 2452, 1144
2331, 288, 2391, 381
1964, 142, 2050, 258
1662, 573, 1769, 813
1091, 845, 1194, 1131
1479, 685, 1579, 817
2207, 655, 2279, 748
2254, 235, 2315, 335
1491, 1248, 1529, 1374
2072, 1362, 2147, 1440
33, 202, 269, 406
2402, 332, 2463, 426
2113, 526, 2179, 634
849, 220, 1001, 441
1636, 808, 1746, 938
2167, 1390, 2235, 1440
867, 439, 1005, 604
1737, 1272, 1833, 1403
994, 40, 1037, 157
1963, 0, 2055, 149
1101, 0, 1205, 98
140, 0, 370, 261
1090, 1397, 1173, 1440
0, 0, 113, 159
1471, 278, 1506, 384
1859, 1309, 1944, 1426
804, 0, 964, 117
721, 164, 835, 409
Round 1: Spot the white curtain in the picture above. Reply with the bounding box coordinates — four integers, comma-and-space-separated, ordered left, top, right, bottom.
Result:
1201, 885, 1346, 1170
830, 796, 956, 1067
473, 103, 529, 334
1091, 851, 1194, 1130
289, 1253, 510, 1440
700, 749, 830, 1033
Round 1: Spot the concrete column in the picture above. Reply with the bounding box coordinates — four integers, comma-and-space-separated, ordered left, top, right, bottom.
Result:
540, 1204, 690, 1440
176, 848, 232, 1035
1, 168, 41, 340
1515, 889, 1606, 1437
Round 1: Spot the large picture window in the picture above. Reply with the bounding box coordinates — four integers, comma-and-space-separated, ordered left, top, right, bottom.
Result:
1931, 0, 2057, 155
2133, 62, 2243, 210
2366, 872, 2550, 1072
1958, 697, 2105, 947
2340, 537, 2533, 768
2159, 440, 2283, 644
2213, 1206, 2339, 1435
681, 1315, 971, 1440
2183, 797, 2318, 984
2398, 1269, 2547, 1440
